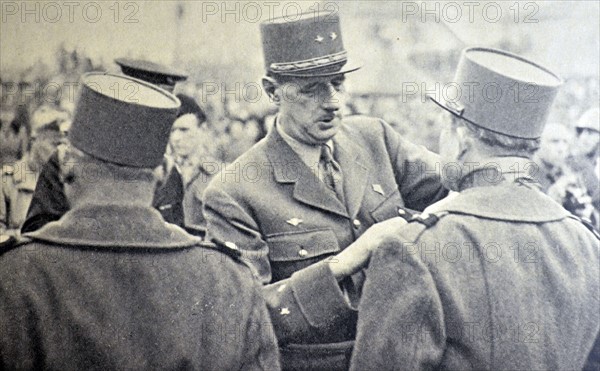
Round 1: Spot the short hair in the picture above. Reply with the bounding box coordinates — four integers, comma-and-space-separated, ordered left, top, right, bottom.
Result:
453, 117, 540, 157
176, 94, 206, 124
63, 145, 156, 184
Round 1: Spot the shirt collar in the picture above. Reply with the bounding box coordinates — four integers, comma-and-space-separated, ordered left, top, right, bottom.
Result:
276, 119, 334, 174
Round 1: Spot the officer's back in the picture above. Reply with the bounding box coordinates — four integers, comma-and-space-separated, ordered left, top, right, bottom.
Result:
351, 47, 600, 371
0, 73, 279, 370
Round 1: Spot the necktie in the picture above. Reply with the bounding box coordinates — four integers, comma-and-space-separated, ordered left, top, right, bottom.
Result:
320, 144, 345, 203
320, 145, 361, 306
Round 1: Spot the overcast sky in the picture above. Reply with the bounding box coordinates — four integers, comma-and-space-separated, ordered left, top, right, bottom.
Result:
1, 1, 598, 91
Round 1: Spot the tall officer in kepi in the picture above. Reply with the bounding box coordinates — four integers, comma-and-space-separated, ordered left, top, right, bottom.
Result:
350, 47, 600, 371
21, 58, 190, 233
202, 11, 447, 370
0, 73, 280, 370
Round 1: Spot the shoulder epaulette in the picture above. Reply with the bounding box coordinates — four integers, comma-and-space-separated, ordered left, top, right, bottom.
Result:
392, 211, 449, 243
397, 207, 417, 222
567, 215, 600, 240
409, 211, 449, 228
194, 238, 243, 261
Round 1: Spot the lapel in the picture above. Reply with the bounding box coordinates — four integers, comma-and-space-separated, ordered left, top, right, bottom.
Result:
333, 129, 370, 219
266, 128, 349, 218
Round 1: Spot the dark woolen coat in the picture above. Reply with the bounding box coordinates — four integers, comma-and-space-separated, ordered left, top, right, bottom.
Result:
351, 180, 600, 371
1, 204, 280, 370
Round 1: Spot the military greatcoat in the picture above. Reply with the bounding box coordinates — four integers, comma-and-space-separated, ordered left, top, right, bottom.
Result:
0, 204, 280, 370
351, 165, 600, 370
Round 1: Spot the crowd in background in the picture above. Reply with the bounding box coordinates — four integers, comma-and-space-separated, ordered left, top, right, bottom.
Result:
1, 48, 599, 234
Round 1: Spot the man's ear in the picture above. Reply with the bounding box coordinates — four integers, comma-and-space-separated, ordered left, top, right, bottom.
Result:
262, 76, 280, 104
455, 125, 473, 160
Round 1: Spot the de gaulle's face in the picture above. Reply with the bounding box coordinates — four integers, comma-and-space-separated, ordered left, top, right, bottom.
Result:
276, 74, 346, 145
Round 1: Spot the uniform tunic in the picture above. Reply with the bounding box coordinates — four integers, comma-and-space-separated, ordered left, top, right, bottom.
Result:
180, 159, 216, 237
351, 164, 600, 370
0, 204, 280, 370
203, 116, 446, 369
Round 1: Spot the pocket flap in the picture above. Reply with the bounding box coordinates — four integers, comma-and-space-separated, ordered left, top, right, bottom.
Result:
370, 188, 403, 222
267, 229, 340, 262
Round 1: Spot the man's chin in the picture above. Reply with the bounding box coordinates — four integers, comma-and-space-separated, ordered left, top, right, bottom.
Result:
314, 126, 340, 142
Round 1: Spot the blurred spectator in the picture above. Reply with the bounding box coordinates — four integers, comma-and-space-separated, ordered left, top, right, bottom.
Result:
169, 94, 214, 235
533, 123, 573, 193
573, 107, 600, 160
29, 106, 68, 162
221, 119, 256, 163
245, 117, 263, 143
533, 122, 596, 225
566, 107, 600, 226
0, 106, 28, 166
1, 107, 64, 236
2, 48, 598, 227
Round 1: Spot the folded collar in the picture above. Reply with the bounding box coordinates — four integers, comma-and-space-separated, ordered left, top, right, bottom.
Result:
24, 204, 200, 249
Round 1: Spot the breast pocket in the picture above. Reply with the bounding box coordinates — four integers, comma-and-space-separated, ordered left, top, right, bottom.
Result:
369, 188, 404, 223
266, 229, 340, 282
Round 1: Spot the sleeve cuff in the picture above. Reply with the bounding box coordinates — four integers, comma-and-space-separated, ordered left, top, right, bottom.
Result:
289, 260, 357, 329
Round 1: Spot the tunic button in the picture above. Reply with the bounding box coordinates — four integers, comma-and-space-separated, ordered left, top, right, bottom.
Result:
224, 241, 239, 250
298, 249, 308, 257
353, 219, 361, 228
398, 208, 406, 215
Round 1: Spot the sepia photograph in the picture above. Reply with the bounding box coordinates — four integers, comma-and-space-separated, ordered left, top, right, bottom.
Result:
1, 1, 599, 370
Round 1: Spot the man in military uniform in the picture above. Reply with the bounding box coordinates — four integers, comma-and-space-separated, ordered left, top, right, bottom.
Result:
203, 12, 446, 370
1, 107, 64, 236
21, 59, 189, 233
350, 48, 600, 370
170, 93, 215, 236
0, 73, 280, 370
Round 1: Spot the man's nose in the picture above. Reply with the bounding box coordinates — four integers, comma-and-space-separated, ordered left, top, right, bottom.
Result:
321, 84, 341, 110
